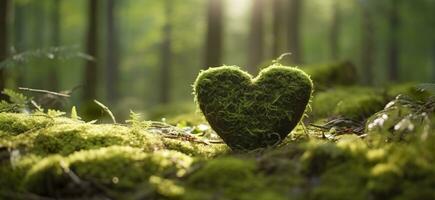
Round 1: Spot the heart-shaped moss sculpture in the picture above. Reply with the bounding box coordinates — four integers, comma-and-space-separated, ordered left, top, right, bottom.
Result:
194, 65, 313, 150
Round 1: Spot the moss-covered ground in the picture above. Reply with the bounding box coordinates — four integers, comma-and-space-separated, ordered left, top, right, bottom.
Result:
0, 67, 434, 199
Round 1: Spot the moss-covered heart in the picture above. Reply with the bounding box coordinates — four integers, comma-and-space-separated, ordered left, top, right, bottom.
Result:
194, 65, 313, 150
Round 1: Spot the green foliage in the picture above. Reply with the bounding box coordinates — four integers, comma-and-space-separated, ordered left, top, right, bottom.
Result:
366, 95, 434, 145
0, 46, 92, 70
194, 65, 313, 150
0, 89, 30, 113
126, 110, 149, 128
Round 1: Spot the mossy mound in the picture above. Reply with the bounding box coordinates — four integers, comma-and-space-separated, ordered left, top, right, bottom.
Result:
310, 84, 431, 121
311, 87, 386, 120
22, 146, 193, 198
194, 65, 313, 150
0, 113, 228, 158
0, 113, 53, 135
304, 61, 357, 90
0, 84, 434, 199
0, 105, 434, 199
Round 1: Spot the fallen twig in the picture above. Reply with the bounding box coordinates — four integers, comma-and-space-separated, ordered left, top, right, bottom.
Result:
94, 100, 117, 124
18, 87, 70, 97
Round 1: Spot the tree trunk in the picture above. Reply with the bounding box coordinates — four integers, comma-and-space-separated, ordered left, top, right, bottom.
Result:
106, 0, 120, 104
272, 0, 283, 59
330, 0, 340, 60
204, 0, 223, 69
33, 1, 45, 48
387, 0, 400, 81
49, 0, 61, 91
83, 0, 99, 101
360, 1, 375, 85
432, 41, 435, 81
0, 0, 10, 99
159, 0, 173, 104
247, 0, 264, 74
14, 3, 27, 86
287, 0, 302, 64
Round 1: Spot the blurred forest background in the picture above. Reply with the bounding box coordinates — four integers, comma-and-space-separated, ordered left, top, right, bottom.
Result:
0, 0, 434, 120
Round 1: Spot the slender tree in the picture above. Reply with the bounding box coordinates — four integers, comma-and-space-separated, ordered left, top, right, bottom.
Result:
433, 41, 435, 81
287, 0, 303, 64
0, 0, 10, 99
49, 0, 61, 91
33, 1, 46, 48
247, 0, 264, 73
330, 0, 341, 60
204, 0, 223, 69
159, 0, 173, 104
387, 0, 400, 81
272, 0, 283, 58
106, 0, 120, 103
359, 0, 375, 85
83, 0, 99, 101
14, 3, 27, 86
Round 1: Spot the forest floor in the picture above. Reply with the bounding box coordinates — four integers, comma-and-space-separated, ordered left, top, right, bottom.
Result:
0, 64, 434, 200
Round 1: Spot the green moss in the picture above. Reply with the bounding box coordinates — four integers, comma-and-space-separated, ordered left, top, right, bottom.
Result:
301, 136, 368, 176
304, 61, 357, 90
32, 124, 164, 155
188, 157, 257, 187
162, 137, 229, 157
0, 162, 29, 194
21, 155, 69, 196
0, 113, 53, 135
387, 83, 432, 100
194, 65, 313, 150
1, 122, 164, 156
312, 163, 369, 200
311, 87, 386, 120
186, 157, 264, 200
0, 93, 433, 199
23, 146, 193, 197
0, 113, 228, 161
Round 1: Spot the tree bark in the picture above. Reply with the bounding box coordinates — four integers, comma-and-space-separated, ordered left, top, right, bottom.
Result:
272, 0, 283, 59
83, 0, 99, 101
330, 0, 340, 60
432, 40, 435, 81
247, 0, 264, 74
106, 0, 120, 104
360, 1, 375, 85
49, 0, 61, 91
204, 0, 223, 69
287, 0, 302, 64
159, 0, 173, 104
387, 0, 400, 81
0, 0, 10, 99
13, 3, 26, 86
